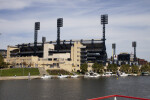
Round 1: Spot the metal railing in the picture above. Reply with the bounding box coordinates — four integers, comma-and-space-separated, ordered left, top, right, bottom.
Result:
88, 95, 150, 100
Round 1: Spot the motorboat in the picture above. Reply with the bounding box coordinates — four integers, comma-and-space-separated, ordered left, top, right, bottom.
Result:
58, 74, 68, 78
41, 75, 51, 79
102, 72, 112, 76
71, 74, 78, 78
141, 72, 149, 76
84, 72, 100, 78
120, 72, 128, 76
128, 74, 138, 76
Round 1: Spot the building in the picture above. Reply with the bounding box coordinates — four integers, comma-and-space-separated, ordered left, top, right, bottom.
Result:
5, 39, 106, 72
137, 58, 148, 65
4, 16, 109, 72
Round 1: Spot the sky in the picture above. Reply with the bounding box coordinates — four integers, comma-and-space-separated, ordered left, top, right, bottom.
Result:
0, 0, 150, 61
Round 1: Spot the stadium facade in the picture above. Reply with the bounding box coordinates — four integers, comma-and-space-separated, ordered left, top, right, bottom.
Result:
5, 39, 106, 72
5, 16, 108, 72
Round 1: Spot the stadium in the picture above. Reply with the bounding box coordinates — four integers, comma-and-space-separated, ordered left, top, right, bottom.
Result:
5, 15, 108, 72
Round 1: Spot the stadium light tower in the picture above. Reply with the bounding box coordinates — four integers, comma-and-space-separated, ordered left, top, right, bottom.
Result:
42, 37, 46, 47
57, 18, 63, 52
34, 22, 40, 55
101, 14, 108, 65
112, 43, 116, 64
132, 41, 137, 62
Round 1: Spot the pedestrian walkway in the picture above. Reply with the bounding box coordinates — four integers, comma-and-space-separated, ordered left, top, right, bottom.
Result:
38, 67, 49, 76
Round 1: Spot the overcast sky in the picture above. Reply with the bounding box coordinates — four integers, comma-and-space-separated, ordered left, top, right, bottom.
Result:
0, 0, 150, 61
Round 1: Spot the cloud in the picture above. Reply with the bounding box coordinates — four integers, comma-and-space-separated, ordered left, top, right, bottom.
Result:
0, 0, 150, 61
0, 0, 31, 10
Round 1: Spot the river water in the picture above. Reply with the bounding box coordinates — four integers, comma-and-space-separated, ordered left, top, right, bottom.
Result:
0, 76, 150, 100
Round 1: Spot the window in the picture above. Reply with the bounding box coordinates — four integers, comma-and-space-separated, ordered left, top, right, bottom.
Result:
48, 58, 52, 61
54, 58, 57, 61
49, 53, 53, 55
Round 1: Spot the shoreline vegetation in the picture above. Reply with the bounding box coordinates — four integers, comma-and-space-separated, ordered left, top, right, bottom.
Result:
1, 54, 150, 80
0, 64, 150, 80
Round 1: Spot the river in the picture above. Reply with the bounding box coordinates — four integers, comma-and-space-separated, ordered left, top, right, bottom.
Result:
0, 76, 150, 100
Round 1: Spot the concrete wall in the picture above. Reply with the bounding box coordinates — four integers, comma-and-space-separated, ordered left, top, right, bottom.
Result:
43, 43, 54, 59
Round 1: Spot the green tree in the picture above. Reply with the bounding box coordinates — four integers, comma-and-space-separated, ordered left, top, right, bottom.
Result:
120, 64, 130, 73
98, 64, 104, 74
80, 63, 88, 74
131, 65, 139, 74
107, 64, 118, 73
0, 54, 8, 68
92, 63, 104, 73
92, 62, 99, 72
140, 64, 150, 72
0, 54, 4, 66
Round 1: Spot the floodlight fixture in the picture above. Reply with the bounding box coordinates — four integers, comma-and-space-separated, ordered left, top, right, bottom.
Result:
57, 18, 63, 27
42, 37, 46, 43
112, 43, 116, 49
132, 41, 136, 47
35, 22, 40, 30
101, 14, 108, 25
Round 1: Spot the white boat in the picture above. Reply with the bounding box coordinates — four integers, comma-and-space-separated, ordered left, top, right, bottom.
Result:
102, 72, 112, 76
128, 74, 137, 76
58, 74, 68, 78
84, 72, 100, 78
41, 75, 51, 79
132, 74, 137, 76
71, 74, 78, 78
120, 72, 128, 76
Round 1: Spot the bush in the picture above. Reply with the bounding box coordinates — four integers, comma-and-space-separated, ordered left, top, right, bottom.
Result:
107, 64, 118, 73
92, 63, 104, 73
47, 69, 72, 75
80, 63, 88, 74
0, 54, 8, 68
120, 64, 130, 73
140, 64, 150, 72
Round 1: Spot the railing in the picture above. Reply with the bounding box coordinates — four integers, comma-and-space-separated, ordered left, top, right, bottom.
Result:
88, 95, 150, 100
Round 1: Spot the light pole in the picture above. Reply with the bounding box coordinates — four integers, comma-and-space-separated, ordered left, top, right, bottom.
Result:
57, 18, 63, 52
101, 14, 108, 65
22, 60, 24, 76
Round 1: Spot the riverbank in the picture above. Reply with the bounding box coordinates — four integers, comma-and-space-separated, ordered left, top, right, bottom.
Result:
0, 75, 85, 80
0, 76, 41, 80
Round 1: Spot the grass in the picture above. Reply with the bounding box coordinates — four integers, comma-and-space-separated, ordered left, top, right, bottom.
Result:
47, 69, 73, 75
0, 68, 40, 76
